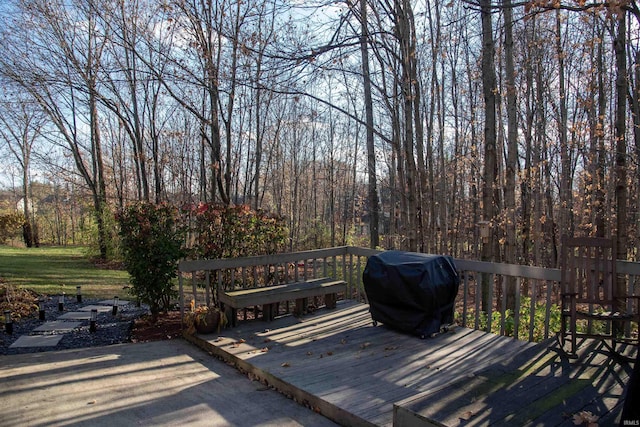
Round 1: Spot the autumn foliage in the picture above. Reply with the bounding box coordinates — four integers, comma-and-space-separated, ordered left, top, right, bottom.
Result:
187, 203, 288, 259
0, 213, 25, 244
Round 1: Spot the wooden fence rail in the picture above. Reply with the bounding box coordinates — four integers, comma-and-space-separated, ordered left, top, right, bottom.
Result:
178, 246, 640, 343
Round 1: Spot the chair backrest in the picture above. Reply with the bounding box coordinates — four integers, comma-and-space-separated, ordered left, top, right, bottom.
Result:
560, 235, 617, 306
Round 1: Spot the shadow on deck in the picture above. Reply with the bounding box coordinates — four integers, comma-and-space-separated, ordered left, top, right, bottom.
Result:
183, 301, 635, 426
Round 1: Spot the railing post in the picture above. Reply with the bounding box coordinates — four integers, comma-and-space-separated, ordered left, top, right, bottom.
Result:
514, 278, 521, 340
332, 255, 337, 278
475, 276, 482, 331
191, 271, 197, 308
205, 270, 211, 307
500, 276, 507, 336
179, 272, 184, 322
487, 273, 494, 333
544, 279, 553, 340
461, 272, 469, 328
528, 281, 537, 342
356, 255, 362, 301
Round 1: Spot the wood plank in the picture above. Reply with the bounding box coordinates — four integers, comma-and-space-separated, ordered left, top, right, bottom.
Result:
179, 247, 351, 272
220, 278, 346, 308
394, 338, 636, 427
519, 342, 634, 426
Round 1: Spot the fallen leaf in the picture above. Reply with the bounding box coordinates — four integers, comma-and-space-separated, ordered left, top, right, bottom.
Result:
572, 411, 599, 426
327, 351, 333, 356
306, 351, 313, 356
281, 362, 291, 367
260, 347, 269, 352
231, 338, 247, 348
460, 411, 474, 421
360, 342, 371, 349
87, 400, 97, 405
341, 338, 347, 344
264, 338, 271, 342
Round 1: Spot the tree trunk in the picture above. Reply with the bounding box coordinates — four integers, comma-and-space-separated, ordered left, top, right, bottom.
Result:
503, 0, 518, 309
88, 13, 109, 260
555, 11, 572, 242
22, 167, 34, 248
360, 0, 380, 249
614, 15, 628, 316
480, 0, 498, 313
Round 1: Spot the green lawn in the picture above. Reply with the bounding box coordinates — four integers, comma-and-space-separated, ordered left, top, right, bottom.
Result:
0, 246, 131, 299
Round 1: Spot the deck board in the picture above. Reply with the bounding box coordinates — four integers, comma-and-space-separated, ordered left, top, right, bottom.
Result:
184, 301, 635, 426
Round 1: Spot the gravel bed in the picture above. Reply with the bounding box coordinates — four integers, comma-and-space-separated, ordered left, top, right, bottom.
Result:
0, 297, 149, 355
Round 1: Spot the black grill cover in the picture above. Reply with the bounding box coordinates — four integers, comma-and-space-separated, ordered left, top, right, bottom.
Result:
363, 251, 460, 337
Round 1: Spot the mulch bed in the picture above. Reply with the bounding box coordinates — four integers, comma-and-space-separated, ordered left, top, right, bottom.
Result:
131, 311, 183, 343
2, 282, 184, 348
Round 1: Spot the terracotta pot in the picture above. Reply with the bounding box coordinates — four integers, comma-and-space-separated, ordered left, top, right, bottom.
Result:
195, 310, 220, 334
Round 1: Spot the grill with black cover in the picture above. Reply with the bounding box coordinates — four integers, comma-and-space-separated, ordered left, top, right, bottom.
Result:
363, 251, 460, 338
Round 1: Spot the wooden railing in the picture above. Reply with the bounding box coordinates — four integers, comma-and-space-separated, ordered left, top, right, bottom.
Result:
178, 246, 640, 343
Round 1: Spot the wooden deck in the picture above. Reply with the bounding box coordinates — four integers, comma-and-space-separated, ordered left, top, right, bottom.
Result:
183, 301, 636, 426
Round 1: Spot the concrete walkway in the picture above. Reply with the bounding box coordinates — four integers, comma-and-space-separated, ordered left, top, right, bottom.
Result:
0, 340, 337, 427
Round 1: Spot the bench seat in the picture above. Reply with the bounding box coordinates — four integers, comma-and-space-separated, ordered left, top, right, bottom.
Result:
219, 277, 347, 326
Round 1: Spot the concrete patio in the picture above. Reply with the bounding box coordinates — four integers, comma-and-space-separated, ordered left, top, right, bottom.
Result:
0, 339, 336, 427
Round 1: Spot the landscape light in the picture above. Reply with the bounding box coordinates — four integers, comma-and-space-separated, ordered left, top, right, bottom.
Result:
38, 299, 45, 321
90, 309, 97, 333
58, 292, 65, 311
112, 296, 119, 315
4, 310, 12, 335
76, 286, 82, 303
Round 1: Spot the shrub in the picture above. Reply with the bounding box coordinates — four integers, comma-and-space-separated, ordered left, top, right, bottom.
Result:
117, 203, 186, 321
0, 213, 25, 244
187, 203, 287, 259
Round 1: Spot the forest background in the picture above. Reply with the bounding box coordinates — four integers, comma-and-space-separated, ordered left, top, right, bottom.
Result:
0, 0, 639, 269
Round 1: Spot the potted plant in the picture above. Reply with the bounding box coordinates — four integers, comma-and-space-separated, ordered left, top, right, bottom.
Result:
184, 300, 227, 335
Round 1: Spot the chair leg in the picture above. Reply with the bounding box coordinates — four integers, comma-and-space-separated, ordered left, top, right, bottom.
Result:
560, 312, 567, 348
570, 298, 577, 355
559, 296, 578, 357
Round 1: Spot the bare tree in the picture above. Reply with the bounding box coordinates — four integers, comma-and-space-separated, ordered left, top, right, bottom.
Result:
0, 0, 111, 258
0, 95, 45, 247
358, 0, 380, 248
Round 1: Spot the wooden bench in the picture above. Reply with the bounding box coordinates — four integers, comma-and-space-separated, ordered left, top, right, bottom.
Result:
219, 277, 347, 327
